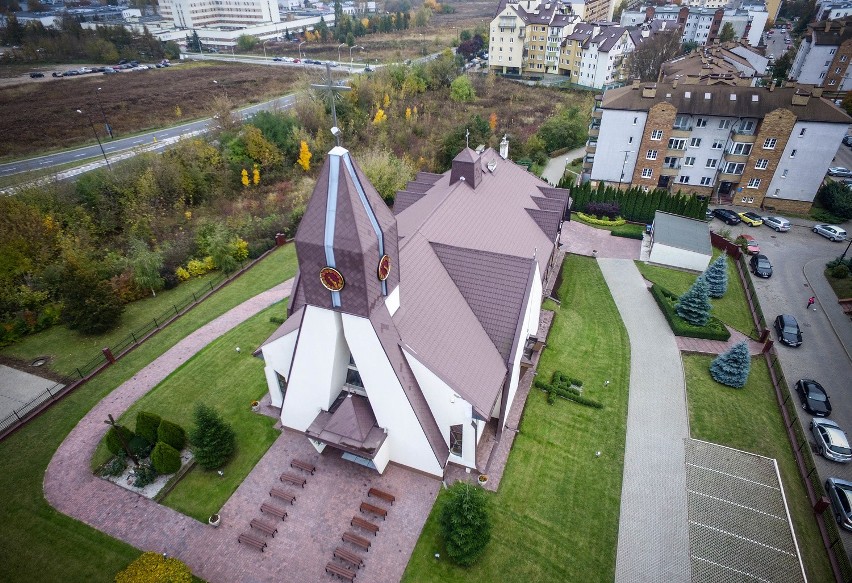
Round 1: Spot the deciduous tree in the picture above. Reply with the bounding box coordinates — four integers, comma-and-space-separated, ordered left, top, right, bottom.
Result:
626, 30, 683, 81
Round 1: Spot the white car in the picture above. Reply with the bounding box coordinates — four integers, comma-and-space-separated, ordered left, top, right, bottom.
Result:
813, 224, 848, 241
763, 216, 791, 232
812, 418, 852, 463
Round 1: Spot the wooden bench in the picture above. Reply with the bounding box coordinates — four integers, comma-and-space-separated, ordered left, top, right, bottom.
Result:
249, 518, 278, 537
290, 459, 316, 474
269, 487, 296, 505
350, 516, 379, 536
367, 487, 395, 505
342, 531, 371, 551
333, 546, 364, 569
238, 531, 267, 552
359, 501, 387, 520
325, 561, 356, 581
280, 472, 307, 488
260, 502, 288, 520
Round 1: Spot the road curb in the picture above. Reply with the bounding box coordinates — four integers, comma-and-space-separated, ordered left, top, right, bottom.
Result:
802, 256, 852, 364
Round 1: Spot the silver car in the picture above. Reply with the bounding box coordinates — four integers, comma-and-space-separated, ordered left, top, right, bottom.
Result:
813, 224, 848, 241
811, 418, 852, 462
763, 216, 791, 232
826, 478, 852, 531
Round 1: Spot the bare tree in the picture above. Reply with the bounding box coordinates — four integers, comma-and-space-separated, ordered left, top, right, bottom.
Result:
626, 31, 684, 82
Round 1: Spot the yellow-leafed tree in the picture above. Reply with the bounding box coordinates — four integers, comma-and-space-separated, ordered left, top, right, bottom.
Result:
241, 168, 249, 187
405, 107, 412, 121
373, 109, 387, 124
252, 164, 260, 185
489, 112, 497, 132
115, 552, 192, 583
297, 140, 312, 171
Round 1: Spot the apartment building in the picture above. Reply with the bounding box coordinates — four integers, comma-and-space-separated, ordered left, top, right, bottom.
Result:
789, 19, 852, 92
620, 2, 766, 47
586, 82, 851, 213
817, 0, 852, 21
558, 22, 633, 87
659, 41, 769, 85
159, 0, 280, 28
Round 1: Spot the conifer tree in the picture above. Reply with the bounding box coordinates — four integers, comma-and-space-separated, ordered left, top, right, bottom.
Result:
676, 276, 712, 326
702, 253, 729, 298
710, 340, 751, 388
189, 404, 235, 470
440, 482, 492, 566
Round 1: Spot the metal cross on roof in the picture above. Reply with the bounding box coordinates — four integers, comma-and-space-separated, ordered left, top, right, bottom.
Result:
310, 61, 351, 147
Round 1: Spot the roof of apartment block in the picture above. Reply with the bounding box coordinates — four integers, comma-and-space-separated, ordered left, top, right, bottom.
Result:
809, 19, 852, 45
565, 22, 629, 51
601, 82, 852, 123
660, 42, 765, 83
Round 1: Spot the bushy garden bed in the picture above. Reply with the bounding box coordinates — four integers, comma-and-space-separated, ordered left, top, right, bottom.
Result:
649, 284, 730, 341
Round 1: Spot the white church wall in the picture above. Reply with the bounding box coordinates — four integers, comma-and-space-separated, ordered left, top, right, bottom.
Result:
260, 327, 300, 407
342, 313, 443, 477
373, 439, 390, 473
385, 284, 400, 316
402, 348, 476, 469
281, 306, 347, 430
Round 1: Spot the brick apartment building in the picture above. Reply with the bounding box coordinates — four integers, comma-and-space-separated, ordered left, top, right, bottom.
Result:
586, 82, 851, 213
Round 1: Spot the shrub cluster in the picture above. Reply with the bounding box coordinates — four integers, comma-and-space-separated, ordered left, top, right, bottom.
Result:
575, 212, 626, 227
709, 340, 751, 388
157, 419, 186, 451
105, 425, 135, 456
565, 181, 708, 223
534, 371, 602, 408
586, 202, 620, 219
115, 551, 193, 583
650, 285, 731, 341
135, 411, 162, 444
151, 441, 182, 475
132, 462, 158, 488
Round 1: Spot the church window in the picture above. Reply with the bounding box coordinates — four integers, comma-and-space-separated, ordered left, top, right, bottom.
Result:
276, 373, 288, 397
346, 355, 364, 388
450, 425, 464, 456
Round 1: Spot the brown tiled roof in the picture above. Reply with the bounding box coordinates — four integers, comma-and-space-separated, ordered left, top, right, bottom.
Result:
532, 195, 567, 213
601, 83, 852, 123
810, 19, 852, 45
431, 243, 536, 362
526, 208, 562, 241
392, 191, 425, 215
306, 393, 388, 458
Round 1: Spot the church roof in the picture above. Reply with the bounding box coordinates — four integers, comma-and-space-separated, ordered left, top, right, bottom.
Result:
306, 393, 388, 458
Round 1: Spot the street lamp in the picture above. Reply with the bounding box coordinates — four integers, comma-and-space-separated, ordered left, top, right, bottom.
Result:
618, 150, 634, 189
76, 108, 111, 171
94, 87, 113, 139
262, 39, 270, 59
337, 42, 345, 64
349, 44, 363, 73
298, 40, 306, 67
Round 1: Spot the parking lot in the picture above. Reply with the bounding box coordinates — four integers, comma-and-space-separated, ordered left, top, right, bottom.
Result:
709, 206, 852, 552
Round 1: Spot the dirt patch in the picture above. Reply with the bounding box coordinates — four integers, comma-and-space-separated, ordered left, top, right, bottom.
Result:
0, 354, 71, 383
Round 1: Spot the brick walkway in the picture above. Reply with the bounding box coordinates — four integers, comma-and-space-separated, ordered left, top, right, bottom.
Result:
42, 279, 441, 583
676, 326, 766, 356
560, 220, 642, 260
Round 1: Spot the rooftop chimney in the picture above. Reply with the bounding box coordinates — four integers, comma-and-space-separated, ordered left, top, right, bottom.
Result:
499, 134, 509, 160
642, 84, 657, 98
791, 90, 811, 106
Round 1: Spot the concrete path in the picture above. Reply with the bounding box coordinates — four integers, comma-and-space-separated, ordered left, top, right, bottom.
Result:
599, 258, 691, 583
540, 147, 586, 186
0, 365, 62, 422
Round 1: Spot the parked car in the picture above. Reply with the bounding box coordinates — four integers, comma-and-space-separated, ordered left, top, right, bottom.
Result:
825, 478, 852, 531
828, 167, 852, 177
813, 224, 847, 241
273, 56, 283, 61
29, 72, 44, 78
796, 378, 832, 416
749, 254, 772, 278
843, 135, 852, 147
712, 208, 742, 225
738, 233, 760, 254
811, 419, 852, 462
774, 314, 802, 346
364, 65, 374, 72
763, 216, 791, 232
738, 211, 764, 226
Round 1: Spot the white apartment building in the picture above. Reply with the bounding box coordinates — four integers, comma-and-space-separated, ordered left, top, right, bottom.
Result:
621, 2, 766, 47
789, 19, 852, 92
559, 22, 634, 88
159, 0, 281, 29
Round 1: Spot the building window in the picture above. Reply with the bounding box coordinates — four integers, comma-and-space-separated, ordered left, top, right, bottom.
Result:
741, 120, 756, 133
700, 176, 713, 186
741, 196, 755, 203
668, 138, 686, 150
276, 372, 288, 398
642, 168, 653, 178
830, 79, 837, 85
747, 178, 761, 188
685, 157, 695, 166
633, 117, 638, 125
790, 149, 797, 158
843, 55, 849, 62
712, 139, 724, 150
730, 142, 752, 156
763, 138, 777, 149
628, 136, 633, 144
678, 175, 690, 184
646, 149, 658, 160
346, 355, 365, 388
450, 424, 463, 456
674, 115, 691, 129
830, 48, 837, 55
706, 158, 718, 168
651, 129, 663, 140
782, 169, 789, 178
718, 119, 732, 129
690, 137, 702, 148
696, 118, 708, 128
723, 162, 745, 174
755, 159, 768, 169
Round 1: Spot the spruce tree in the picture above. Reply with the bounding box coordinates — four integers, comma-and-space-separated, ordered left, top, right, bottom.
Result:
710, 340, 751, 388
702, 253, 729, 298
440, 482, 492, 566
675, 276, 712, 326
189, 404, 235, 470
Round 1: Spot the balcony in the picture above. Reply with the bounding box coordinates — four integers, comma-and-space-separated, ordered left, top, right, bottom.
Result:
591, 110, 602, 119
723, 152, 749, 164
588, 126, 599, 138
665, 148, 686, 157
659, 166, 681, 176
717, 172, 743, 183
670, 127, 692, 138
586, 141, 597, 153
731, 131, 757, 142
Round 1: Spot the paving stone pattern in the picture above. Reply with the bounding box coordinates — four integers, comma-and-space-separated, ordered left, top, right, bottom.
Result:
560, 220, 642, 260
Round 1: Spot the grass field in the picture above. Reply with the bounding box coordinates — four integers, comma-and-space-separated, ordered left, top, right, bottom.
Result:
684, 354, 833, 582
0, 245, 297, 583
636, 249, 755, 337
824, 268, 852, 300
402, 255, 630, 583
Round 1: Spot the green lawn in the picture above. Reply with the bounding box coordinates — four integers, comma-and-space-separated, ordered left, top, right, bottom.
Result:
0, 250, 292, 379
636, 249, 755, 337
402, 255, 630, 583
684, 354, 833, 582
824, 269, 852, 300
93, 303, 284, 521
0, 244, 297, 583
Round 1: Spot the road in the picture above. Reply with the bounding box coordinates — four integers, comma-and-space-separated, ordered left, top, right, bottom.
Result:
763, 26, 794, 63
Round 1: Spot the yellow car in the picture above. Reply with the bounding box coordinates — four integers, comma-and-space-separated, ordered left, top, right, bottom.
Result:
738, 211, 764, 226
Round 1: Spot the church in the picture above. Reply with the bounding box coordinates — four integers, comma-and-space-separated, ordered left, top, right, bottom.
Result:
256, 141, 570, 478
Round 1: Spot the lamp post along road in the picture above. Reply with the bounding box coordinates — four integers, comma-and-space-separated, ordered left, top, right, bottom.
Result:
77, 108, 111, 171
337, 42, 345, 65
299, 41, 306, 67
95, 87, 113, 139
349, 45, 363, 73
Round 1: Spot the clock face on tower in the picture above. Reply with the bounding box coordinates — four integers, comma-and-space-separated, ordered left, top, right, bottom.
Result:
377, 254, 391, 281
319, 267, 345, 291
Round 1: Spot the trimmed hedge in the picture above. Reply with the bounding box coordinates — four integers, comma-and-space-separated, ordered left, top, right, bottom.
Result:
135, 411, 162, 444
157, 419, 186, 451
575, 212, 627, 227
650, 284, 731, 341
610, 230, 644, 240
534, 372, 603, 409
151, 441, 182, 474
104, 425, 135, 456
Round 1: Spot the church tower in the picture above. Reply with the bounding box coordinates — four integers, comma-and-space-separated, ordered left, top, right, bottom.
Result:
291, 146, 400, 317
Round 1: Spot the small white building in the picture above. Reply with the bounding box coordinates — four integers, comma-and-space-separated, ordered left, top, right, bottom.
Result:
648, 211, 712, 272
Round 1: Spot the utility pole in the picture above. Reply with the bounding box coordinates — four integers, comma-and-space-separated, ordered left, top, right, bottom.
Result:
77, 109, 111, 171
95, 87, 113, 139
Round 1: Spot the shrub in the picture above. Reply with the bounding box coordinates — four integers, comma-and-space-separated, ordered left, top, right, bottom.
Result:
534, 372, 602, 409
702, 253, 729, 298
575, 212, 626, 227
115, 551, 193, 583
100, 453, 127, 477
186, 259, 207, 278
135, 411, 162, 444
132, 462, 158, 488
104, 425, 135, 456
439, 481, 492, 566
832, 263, 850, 279
150, 441, 182, 474
587, 201, 620, 219
709, 340, 751, 388
157, 419, 186, 450
128, 435, 153, 459
175, 266, 190, 281
810, 207, 845, 224
650, 285, 731, 341
190, 403, 236, 470
676, 277, 712, 326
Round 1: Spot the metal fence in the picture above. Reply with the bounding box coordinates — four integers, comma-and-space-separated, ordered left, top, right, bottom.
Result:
0, 245, 280, 439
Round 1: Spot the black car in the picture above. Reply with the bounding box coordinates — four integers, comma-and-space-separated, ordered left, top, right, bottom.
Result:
844, 136, 852, 147
29, 72, 44, 78
774, 314, 802, 346
750, 254, 772, 278
712, 208, 742, 225
796, 378, 832, 417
